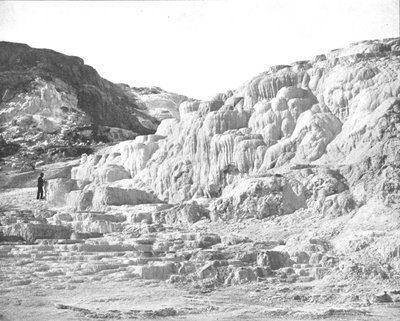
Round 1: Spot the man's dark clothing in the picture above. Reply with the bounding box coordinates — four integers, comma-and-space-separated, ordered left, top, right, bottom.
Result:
37, 177, 44, 199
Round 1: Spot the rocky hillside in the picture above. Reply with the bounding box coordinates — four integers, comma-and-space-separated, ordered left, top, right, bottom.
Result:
0, 41, 187, 168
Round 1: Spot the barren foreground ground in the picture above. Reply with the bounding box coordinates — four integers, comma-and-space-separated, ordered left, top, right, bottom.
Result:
1, 186, 399, 321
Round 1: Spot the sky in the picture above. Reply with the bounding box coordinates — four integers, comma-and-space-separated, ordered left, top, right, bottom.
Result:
0, 0, 398, 100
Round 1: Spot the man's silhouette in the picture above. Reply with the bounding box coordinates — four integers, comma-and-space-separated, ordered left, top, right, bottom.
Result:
37, 173, 45, 199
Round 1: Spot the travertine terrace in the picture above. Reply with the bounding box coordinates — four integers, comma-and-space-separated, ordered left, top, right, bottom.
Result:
1, 38, 400, 321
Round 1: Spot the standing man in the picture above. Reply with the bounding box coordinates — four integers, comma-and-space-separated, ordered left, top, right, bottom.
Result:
37, 172, 45, 200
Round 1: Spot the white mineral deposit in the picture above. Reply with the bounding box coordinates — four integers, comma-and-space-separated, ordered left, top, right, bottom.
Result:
1, 1, 400, 320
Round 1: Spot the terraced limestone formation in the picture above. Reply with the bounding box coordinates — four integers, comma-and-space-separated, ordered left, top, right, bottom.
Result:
61, 38, 400, 210
46, 37, 400, 284
1, 38, 400, 320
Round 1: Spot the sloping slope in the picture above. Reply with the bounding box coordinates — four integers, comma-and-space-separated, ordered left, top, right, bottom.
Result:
0, 41, 158, 134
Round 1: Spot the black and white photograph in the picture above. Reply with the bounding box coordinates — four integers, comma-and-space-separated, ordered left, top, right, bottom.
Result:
0, 0, 399, 320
